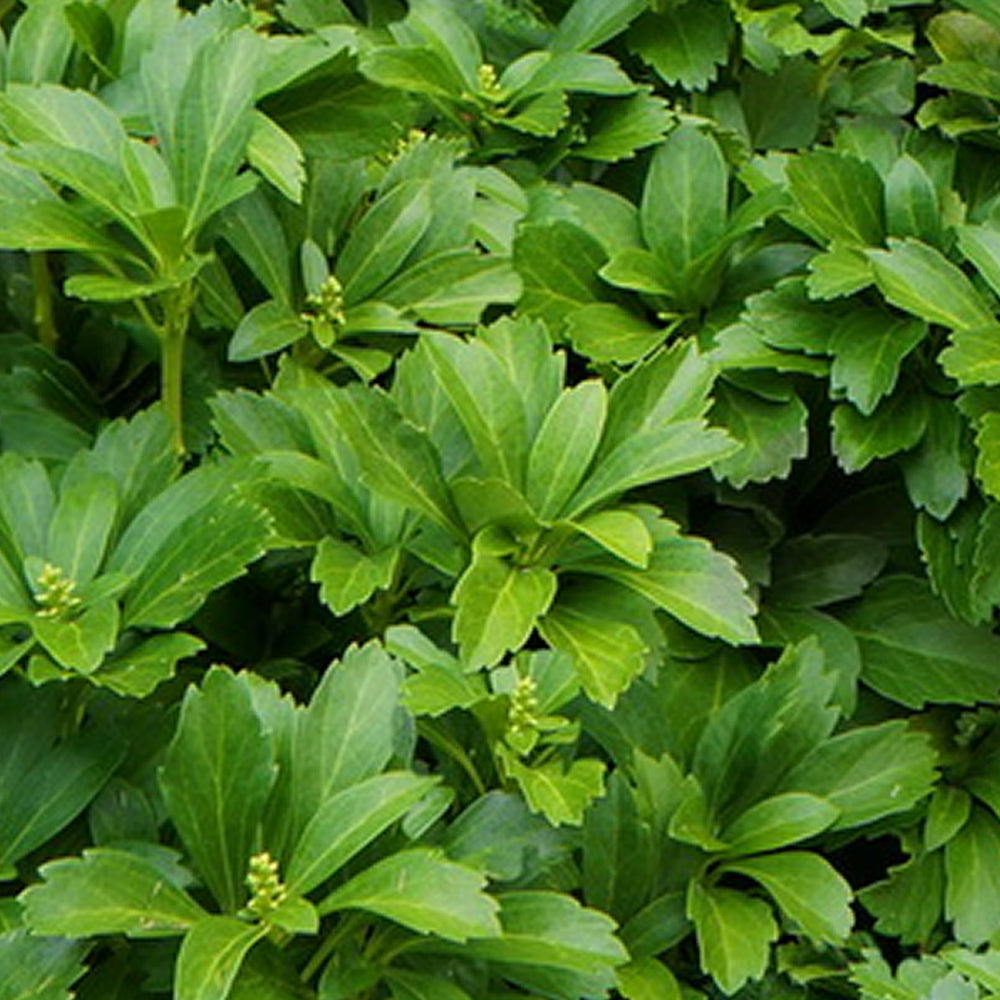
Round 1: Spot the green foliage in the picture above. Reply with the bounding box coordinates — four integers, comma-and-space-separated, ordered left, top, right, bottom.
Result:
1, 0, 999, 996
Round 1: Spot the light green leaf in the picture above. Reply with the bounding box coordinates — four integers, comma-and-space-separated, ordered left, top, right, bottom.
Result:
89, 632, 204, 698
564, 303, 661, 365
387, 970, 473, 1000
688, 881, 777, 995
502, 755, 605, 827
317, 848, 501, 940
247, 112, 303, 203
21, 847, 205, 937
159, 668, 276, 913
720, 793, 839, 856
176, 917, 268, 1000
286, 772, 437, 896
867, 238, 995, 331
310, 538, 397, 615
778, 720, 937, 830
843, 575, 1000, 707
975, 412, 1000, 501
569, 509, 652, 569
0, 198, 132, 257
941, 325, 1000, 386
32, 599, 118, 674
641, 124, 728, 276
538, 600, 648, 708
583, 518, 757, 645
957, 224, 1000, 299
617, 957, 682, 1000
722, 852, 853, 944
806, 243, 874, 299
527, 381, 606, 521
946, 806, 1000, 946
452, 551, 557, 669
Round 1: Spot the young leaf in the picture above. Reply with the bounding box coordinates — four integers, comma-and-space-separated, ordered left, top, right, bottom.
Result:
310, 538, 397, 615
502, 755, 605, 827
452, 551, 557, 669
687, 881, 777, 995
316, 848, 501, 940
175, 917, 268, 1000
32, 599, 119, 674
45, 473, 118, 587
21, 847, 205, 938
722, 852, 853, 944
159, 668, 277, 913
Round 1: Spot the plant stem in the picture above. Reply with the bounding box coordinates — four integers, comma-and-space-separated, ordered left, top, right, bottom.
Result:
29, 253, 58, 351
300, 913, 364, 984
160, 282, 194, 456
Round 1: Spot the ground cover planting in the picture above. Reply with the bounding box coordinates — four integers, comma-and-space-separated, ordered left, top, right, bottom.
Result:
2, 0, 1000, 996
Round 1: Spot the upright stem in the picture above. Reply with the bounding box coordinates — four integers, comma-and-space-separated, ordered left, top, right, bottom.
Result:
161, 282, 194, 456
29, 253, 58, 351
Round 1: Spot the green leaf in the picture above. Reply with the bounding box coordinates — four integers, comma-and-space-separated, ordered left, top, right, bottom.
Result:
502, 755, 605, 827
419, 331, 528, 487
831, 388, 928, 474
89, 632, 204, 698
867, 238, 995, 331
688, 880, 777, 995
806, 243, 874, 299
277, 642, 402, 856
338, 180, 431, 305
575, 89, 672, 164
453, 551, 557, 669
159, 668, 276, 913
386, 970, 472, 1000
0, 722, 124, 871
778, 720, 937, 830
551, 0, 645, 51
175, 917, 268, 1000
310, 538, 397, 615
6, 0, 74, 84
786, 148, 884, 247
629, 5, 733, 91
143, 29, 259, 235
710, 380, 809, 488
122, 495, 271, 629
45, 473, 118, 586
769, 534, 887, 608
926, 786, 972, 853
317, 848, 500, 940
462, 891, 627, 974
564, 303, 661, 365
957, 224, 1000, 299
527, 381, 606, 521
229, 301, 306, 362
722, 852, 853, 944
946, 806, 1000, 946
885, 155, 941, 243
286, 772, 438, 896
0, 930, 86, 1000
941, 325, 1000, 386
0, 198, 132, 257
720, 793, 839, 856
324, 384, 462, 535
830, 311, 927, 416
843, 575, 1000, 707
583, 518, 758, 645
21, 847, 205, 938
976, 413, 1000, 501
859, 851, 944, 946
641, 124, 728, 277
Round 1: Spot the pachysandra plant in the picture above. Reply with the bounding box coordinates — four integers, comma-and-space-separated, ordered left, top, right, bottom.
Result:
4, 0, 1000, 997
